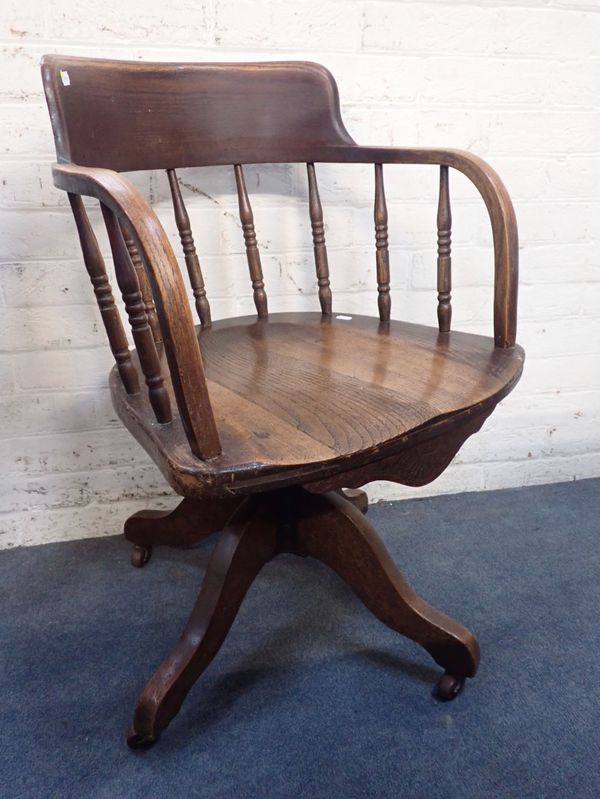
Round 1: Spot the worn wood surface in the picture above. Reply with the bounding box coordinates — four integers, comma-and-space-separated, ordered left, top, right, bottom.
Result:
110, 313, 523, 496
41, 56, 354, 171
305, 407, 491, 493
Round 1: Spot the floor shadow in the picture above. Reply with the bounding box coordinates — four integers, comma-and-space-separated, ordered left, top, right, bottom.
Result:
353, 648, 438, 685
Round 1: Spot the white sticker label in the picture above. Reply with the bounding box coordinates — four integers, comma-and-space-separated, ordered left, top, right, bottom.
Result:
336, 315, 352, 321
60, 70, 70, 87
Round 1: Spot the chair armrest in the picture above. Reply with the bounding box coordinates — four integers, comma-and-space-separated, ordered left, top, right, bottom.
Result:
316, 146, 518, 348
53, 163, 221, 459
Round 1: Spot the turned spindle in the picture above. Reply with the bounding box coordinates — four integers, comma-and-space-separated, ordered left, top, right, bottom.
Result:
437, 165, 452, 333
68, 194, 139, 395
234, 164, 268, 318
166, 169, 211, 327
374, 163, 391, 322
119, 219, 163, 347
101, 205, 172, 424
307, 162, 332, 315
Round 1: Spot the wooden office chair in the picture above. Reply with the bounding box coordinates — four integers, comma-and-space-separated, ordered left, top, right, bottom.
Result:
41, 56, 523, 748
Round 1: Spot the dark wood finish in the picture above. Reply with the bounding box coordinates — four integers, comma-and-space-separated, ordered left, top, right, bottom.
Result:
307, 162, 332, 315
101, 204, 172, 424
68, 194, 139, 394
374, 163, 391, 322
54, 163, 222, 459
40, 57, 354, 171
437, 165, 452, 333
167, 169, 211, 327
42, 55, 523, 747
306, 405, 490, 493
124, 495, 244, 566
127, 488, 478, 746
234, 164, 268, 318
126, 489, 367, 567
50, 148, 517, 457
127, 495, 278, 747
110, 313, 523, 497
119, 219, 163, 347
294, 491, 479, 680
42, 57, 517, 345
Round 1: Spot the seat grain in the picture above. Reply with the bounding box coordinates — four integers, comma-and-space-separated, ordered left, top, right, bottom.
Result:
111, 312, 523, 494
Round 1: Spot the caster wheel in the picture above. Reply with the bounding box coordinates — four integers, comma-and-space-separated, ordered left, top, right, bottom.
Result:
434, 672, 464, 701
131, 545, 152, 568
127, 726, 158, 750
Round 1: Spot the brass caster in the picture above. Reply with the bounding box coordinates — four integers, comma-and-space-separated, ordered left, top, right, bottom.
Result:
131, 545, 152, 568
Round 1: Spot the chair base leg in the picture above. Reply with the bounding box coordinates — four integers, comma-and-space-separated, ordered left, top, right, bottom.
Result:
124, 495, 245, 567
124, 490, 367, 567
127, 486, 478, 748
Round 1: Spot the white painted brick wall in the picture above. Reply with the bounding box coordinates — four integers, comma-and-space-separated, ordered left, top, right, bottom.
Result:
1, 0, 599, 547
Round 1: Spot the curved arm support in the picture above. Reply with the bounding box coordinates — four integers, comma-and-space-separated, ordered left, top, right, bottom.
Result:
53, 163, 221, 459
316, 146, 518, 348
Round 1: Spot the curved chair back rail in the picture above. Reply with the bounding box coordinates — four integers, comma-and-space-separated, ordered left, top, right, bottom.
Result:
41, 57, 355, 170
42, 55, 519, 463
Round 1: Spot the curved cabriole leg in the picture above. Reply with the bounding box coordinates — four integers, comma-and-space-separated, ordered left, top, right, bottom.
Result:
127, 497, 278, 748
124, 495, 245, 567
127, 486, 478, 748
294, 490, 480, 696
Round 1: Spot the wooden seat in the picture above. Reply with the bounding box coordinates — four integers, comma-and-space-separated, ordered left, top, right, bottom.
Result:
41, 55, 523, 748
113, 313, 523, 495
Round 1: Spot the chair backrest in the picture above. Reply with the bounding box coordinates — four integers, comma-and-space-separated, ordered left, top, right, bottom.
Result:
42, 56, 361, 459
42, 56, 355, 171
41, 56, 518, 462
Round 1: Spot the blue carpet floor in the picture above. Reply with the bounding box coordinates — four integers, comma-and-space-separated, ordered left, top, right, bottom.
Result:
1, 478, 599, 798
